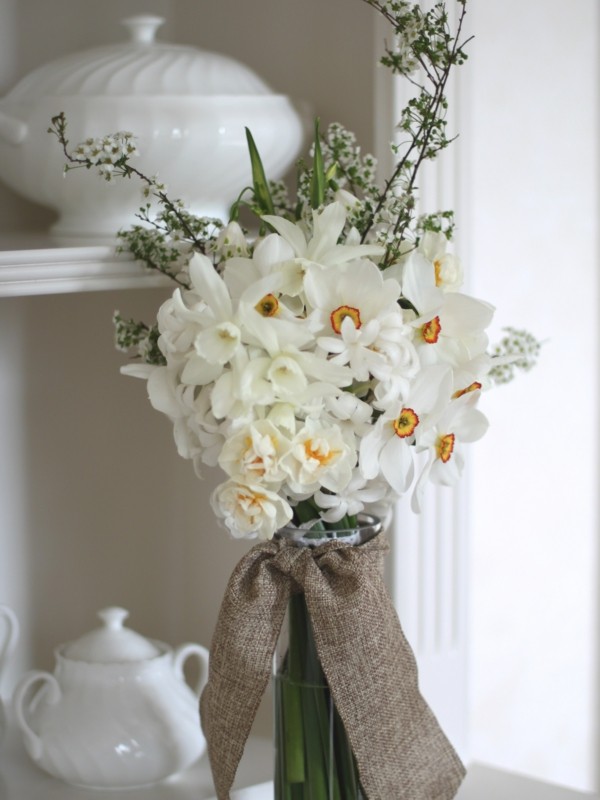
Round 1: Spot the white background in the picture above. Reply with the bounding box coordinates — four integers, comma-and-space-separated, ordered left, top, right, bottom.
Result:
465, 0, 599, 791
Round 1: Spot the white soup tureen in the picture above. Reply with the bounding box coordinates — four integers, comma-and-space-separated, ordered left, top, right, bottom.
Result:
0, 16, 304, 239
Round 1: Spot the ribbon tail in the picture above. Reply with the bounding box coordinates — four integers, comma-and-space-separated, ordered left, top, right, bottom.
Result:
200, 542, 290, 800
304, 549, 466, 800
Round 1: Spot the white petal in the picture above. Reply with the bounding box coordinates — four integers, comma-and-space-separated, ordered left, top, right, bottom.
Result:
180, 355, 223, 386
147, 367, 178, 417
188, 253, 232, 320
440, 293, 495, 337
194, 322, 240, 364
261, 214, 308, 256
120, 363, 156, 380
254, 233, 296, 270
402, 250, 442, 313
380, 436, 414, 495
359, 425, 387, 480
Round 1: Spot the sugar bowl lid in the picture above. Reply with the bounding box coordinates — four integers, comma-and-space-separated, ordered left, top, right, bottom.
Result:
62, 607, 161, 663
6, 15, 273, 102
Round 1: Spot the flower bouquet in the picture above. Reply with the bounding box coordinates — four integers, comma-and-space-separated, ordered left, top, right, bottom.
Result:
50, 1, 539, 797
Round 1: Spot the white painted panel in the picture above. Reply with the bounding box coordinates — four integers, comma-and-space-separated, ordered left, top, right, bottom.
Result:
464, 0, 599, 791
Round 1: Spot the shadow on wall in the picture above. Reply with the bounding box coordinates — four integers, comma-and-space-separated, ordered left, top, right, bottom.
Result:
18, 288, 250, 671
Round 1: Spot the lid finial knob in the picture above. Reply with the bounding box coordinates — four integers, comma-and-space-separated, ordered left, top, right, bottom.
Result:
98, 607, 129, 630
121, 15, 165, 45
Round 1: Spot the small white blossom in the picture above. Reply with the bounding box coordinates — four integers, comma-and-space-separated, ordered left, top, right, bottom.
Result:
215, 221, 250, 259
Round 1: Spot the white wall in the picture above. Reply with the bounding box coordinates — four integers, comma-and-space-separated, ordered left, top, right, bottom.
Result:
465, 1, 599, 791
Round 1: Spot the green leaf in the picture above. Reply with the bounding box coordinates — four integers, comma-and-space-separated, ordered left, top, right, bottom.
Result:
310, 118, 325, 210
245, 128, 275, 215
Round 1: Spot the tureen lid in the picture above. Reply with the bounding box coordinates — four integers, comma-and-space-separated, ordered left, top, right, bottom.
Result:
6, 15, 272, 102
62, 607, 161, 663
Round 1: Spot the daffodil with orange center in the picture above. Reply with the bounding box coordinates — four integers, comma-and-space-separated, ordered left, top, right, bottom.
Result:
411, 387, 489, 513
360, 365, 453, 496
305, 258, 410, 382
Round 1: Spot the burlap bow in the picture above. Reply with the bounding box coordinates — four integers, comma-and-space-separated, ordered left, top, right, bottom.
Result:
200, 534, 465, 800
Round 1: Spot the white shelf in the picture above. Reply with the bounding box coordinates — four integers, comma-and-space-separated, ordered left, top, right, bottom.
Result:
2, 712, 595, 800
0, 235, 171, 297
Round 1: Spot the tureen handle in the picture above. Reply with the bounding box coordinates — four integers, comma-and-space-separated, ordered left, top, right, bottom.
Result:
13, 670, 61, 760
0, 109, 27, 146
172, 643, 209, 698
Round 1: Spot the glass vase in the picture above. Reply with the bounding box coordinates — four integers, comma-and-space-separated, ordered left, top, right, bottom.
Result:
273, 515, 382, 800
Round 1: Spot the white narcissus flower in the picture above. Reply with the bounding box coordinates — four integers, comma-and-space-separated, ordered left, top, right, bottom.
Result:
211, 480, 293, 540
314, 470, 388, 523
419, 230, 463, 292
401, 250, 494, 371
224, 233, 296, 300
173, 253, 242, 387
262, 201, 384, 274
218, 420, 291, 487
305, 259, 407, 382
280, 419, 355, 495
218, 309, 352, 414
360, 365, 453, 496
411, 388, 489, 513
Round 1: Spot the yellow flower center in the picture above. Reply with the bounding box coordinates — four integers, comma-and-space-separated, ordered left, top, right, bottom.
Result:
436, 433, 455, 463
237, 488, 267, 512
452, 381, 482, 399
304, 439, 339, 466
434, 258, 443, 287
421, 316, 441, 344
392, 408, 419, 438
255, 293, 279, 317
330, 304, 362, 334
243, 436, 266, 477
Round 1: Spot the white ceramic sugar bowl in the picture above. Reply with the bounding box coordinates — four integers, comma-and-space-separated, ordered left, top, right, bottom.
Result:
0, 605, 20, 745
12, 607, 209, 789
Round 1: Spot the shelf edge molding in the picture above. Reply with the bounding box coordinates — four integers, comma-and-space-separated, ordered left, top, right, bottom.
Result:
0, 245, 172, 297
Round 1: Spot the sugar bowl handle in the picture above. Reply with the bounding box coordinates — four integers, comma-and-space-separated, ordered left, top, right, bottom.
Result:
172, 643, 209, 698
13, 670, 61, 760
0, 605, 19, 673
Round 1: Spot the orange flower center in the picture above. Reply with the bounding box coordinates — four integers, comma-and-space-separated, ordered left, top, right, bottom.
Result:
255, 293, 279, 317
436, 433, 455, 463
452, 381, 482, 399
330, 305, 362, 334
421, 316, 441, 344
392, 408, 419, 438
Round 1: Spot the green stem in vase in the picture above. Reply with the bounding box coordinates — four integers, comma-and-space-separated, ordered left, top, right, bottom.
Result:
276, 505, 363, 798
284, 595, 307, 785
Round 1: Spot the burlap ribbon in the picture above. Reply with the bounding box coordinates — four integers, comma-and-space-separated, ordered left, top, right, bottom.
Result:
200, 534, 465, 800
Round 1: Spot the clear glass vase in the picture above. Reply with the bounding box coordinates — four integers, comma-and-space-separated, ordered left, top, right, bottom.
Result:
273, 515, 382, 800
